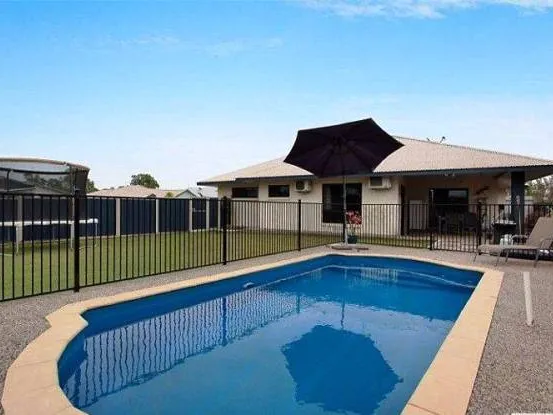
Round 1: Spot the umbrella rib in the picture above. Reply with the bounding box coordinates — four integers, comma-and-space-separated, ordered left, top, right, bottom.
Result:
341, 139, 379, 174
319, 147, 338, 178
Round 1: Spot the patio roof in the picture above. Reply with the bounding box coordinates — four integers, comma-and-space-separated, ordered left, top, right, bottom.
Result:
198, 137, 553, 185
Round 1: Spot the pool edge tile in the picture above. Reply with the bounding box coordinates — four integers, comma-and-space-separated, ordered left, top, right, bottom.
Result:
403, 265, 502, 415
402, 403, 439, 415
1, 385, 71, 415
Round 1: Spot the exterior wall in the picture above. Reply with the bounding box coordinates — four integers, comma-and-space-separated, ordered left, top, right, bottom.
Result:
218, 177, 401, 204
218, 177, 402, 236
217, 173, 513, 236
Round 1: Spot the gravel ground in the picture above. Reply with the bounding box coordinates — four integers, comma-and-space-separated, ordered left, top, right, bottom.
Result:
1, 245, 552, 414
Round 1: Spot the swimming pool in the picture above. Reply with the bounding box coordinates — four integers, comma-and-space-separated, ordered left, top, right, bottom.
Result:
57, 255, 481, 415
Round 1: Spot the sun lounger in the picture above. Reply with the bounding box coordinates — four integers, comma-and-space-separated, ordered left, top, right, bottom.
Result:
473, 217, 553, 267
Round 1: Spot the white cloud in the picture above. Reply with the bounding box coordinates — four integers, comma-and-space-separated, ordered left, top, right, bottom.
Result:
297, 0, 553, 18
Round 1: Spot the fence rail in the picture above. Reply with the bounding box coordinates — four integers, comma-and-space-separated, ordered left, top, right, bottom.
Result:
1, 192, 552, 301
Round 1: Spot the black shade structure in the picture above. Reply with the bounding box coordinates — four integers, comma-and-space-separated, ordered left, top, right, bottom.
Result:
284, 118, 403, 243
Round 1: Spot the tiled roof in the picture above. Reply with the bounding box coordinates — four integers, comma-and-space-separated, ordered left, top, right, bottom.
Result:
198, 137, 553, 184
88, 185, 184, 198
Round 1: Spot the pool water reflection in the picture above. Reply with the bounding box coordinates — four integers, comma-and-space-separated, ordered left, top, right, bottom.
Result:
60, 259, 478, 414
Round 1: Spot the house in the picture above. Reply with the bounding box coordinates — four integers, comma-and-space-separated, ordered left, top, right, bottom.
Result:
197, 137, 553, 236
176, 186, 218, 199
89, 185, 184, 198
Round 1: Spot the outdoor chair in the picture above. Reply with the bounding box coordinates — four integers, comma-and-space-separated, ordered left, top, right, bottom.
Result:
473, 217, 553, 266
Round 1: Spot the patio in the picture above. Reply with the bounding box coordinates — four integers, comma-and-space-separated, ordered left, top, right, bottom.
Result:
1, 245, 552, 414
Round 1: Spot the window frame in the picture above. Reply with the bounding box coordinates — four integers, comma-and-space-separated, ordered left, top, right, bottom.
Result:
268, 184, 290, 198
231, 186, 259, 199
369, 176, 383, 187
322, 183, 362, 224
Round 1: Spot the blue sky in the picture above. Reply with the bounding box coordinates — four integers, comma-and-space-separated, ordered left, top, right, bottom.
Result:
1, 1, 553, 189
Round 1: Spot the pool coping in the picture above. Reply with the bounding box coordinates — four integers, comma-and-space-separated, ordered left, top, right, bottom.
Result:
1, 252, 502, 415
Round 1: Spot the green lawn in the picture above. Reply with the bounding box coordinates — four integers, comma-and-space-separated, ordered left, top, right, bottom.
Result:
0, 230, 428, 301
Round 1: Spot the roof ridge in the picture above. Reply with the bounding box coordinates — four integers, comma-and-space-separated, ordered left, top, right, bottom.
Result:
394, 135, 553, 163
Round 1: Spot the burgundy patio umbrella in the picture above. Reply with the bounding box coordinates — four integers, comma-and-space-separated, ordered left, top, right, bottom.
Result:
284, 118, 403, 244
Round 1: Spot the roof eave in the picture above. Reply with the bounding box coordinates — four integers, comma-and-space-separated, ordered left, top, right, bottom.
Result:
198, 164, 553, 186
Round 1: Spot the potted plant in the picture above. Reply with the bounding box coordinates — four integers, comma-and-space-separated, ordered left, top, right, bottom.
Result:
346, 210, 362, 244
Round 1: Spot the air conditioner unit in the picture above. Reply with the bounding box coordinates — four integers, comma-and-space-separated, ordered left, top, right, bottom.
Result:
368, 176, 392, 190
295, 180, 312, 193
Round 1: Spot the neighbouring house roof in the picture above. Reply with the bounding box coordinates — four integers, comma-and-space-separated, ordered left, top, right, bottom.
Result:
177, 186, 218, 199
198, 136, 553, 185
88, 185, 184, 198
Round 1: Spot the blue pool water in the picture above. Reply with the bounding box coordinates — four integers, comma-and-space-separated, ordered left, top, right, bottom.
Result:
59, 255, 481, 414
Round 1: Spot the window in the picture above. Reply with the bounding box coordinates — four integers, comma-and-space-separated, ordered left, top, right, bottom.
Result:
431, 188, 469, 208
369, 177, 383, 187
231, 187, 258, 198
268, 184, 290, 198
447, 189, 469, 203
322, 183, 362, 223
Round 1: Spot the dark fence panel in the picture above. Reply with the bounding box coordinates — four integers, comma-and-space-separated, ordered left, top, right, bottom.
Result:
192, 199, 207, 230
86, 197, 116, 237
2, 193, 552, 302
0, 194, 17, 222
22, 196, 70, 221
159, 199, 188, 232
121, 198, 155, 235
209, 198, 219, 229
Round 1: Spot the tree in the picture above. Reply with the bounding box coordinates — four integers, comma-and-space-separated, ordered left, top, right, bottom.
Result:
86, 179, 98, 193
165, 191, 174, 198
527, 176, 553, 203
130, 173, 160, 189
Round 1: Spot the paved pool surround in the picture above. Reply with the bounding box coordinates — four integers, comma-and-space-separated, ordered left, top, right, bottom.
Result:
1, 252, 502, 415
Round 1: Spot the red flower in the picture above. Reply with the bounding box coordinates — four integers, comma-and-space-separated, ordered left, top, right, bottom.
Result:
346, 210, 362, 234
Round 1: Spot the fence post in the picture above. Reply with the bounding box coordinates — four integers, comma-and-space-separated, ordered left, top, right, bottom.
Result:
17, 194, 23, 223
297, 200, 302, 251
115, 198, 121, 237
476, 202, 483, 245
222, 197, 228, 265
206, 199, 210, 229
428, 202, 433, 251
188, 199, 193, 232
73, 189, 81, 292
155, 199, 160, 234
517, 196, 525, 236
217, 198, 221, 229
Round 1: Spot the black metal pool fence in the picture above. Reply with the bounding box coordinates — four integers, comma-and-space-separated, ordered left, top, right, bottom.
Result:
0, 192, 551, 301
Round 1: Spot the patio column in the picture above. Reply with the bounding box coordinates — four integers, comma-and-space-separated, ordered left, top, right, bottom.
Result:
510, 171, 525, 235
